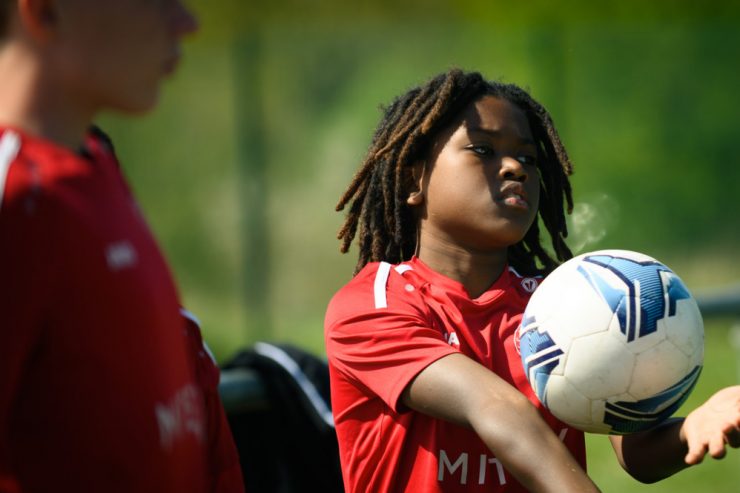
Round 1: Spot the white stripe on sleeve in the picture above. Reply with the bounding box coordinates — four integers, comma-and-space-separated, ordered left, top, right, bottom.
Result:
0, 131, 21, 212
374, 262, 392, 309
180, 307, 217, 365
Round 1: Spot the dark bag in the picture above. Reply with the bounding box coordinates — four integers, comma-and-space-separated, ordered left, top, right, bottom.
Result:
222, 342, 344, 493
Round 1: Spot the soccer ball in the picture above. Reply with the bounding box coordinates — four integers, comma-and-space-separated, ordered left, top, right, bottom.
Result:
518, 249, 704, 435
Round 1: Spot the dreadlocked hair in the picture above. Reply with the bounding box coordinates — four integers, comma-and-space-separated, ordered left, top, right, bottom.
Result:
336, 68, 575, 276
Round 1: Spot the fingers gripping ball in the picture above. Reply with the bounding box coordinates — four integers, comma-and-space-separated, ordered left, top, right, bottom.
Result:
518, 249, 704, 434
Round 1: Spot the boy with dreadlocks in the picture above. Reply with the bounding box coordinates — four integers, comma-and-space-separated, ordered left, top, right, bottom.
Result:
325, 69, 740, 493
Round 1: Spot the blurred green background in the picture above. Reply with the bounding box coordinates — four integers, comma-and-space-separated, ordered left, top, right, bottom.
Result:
98, 0, 740, 490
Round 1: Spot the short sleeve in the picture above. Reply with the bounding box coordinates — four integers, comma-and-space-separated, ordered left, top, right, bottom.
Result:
324, 263, 458, 412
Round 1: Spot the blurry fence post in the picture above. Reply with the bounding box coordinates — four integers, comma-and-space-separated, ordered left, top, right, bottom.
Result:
694, 283, 740, 383
233, 30, 272, 342
694, 283, 740, 318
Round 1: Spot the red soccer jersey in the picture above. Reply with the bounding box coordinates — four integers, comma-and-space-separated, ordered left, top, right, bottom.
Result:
325, 257, 586, 493
0, 127, 243, 493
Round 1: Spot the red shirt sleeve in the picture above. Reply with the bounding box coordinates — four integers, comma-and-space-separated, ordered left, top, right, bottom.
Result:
182, 311, 245, 493
325, 263, 458, 412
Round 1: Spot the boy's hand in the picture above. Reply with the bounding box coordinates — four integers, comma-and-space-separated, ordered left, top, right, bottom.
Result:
681, 385, 740, 465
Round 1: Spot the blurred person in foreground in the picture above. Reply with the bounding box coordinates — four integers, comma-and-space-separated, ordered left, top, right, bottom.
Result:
0, 0, 244, 491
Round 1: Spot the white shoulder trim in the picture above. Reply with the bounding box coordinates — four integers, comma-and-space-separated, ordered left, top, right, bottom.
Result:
374, 262, 392, 309
180, 307, 217, 364
180, 307, 202, 327
374, 262, 414, 309
0, 131, 21, 213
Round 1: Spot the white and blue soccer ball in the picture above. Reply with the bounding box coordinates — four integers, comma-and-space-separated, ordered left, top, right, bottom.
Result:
518, 249, 704, 434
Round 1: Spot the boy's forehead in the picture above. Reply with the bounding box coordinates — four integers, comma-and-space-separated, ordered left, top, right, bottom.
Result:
456, 96, 533, 139
425, 96, 532, 156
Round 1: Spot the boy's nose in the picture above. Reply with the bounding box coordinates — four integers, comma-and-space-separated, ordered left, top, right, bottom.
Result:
499, 156, 528, 182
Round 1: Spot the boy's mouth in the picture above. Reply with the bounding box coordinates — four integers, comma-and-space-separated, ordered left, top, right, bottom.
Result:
498, 184, 529, 208
502, 194, 528, 208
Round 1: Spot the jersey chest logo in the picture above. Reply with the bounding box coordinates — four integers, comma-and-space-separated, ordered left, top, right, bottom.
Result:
521, 277, 538, 293
106, 240, 138, 271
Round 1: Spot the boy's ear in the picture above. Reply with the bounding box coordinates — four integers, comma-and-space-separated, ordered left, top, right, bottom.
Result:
18, 0, 59, 41
406, 161, 426, 206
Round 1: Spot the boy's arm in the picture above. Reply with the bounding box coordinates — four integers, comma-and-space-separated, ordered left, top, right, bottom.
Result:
609, 385, 740, 483
402, 353, 600, 493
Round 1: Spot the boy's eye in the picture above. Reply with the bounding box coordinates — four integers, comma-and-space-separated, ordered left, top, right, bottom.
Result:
467, 144, 493, 156
467, 145, 537, 165
517, 155, 537, 165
